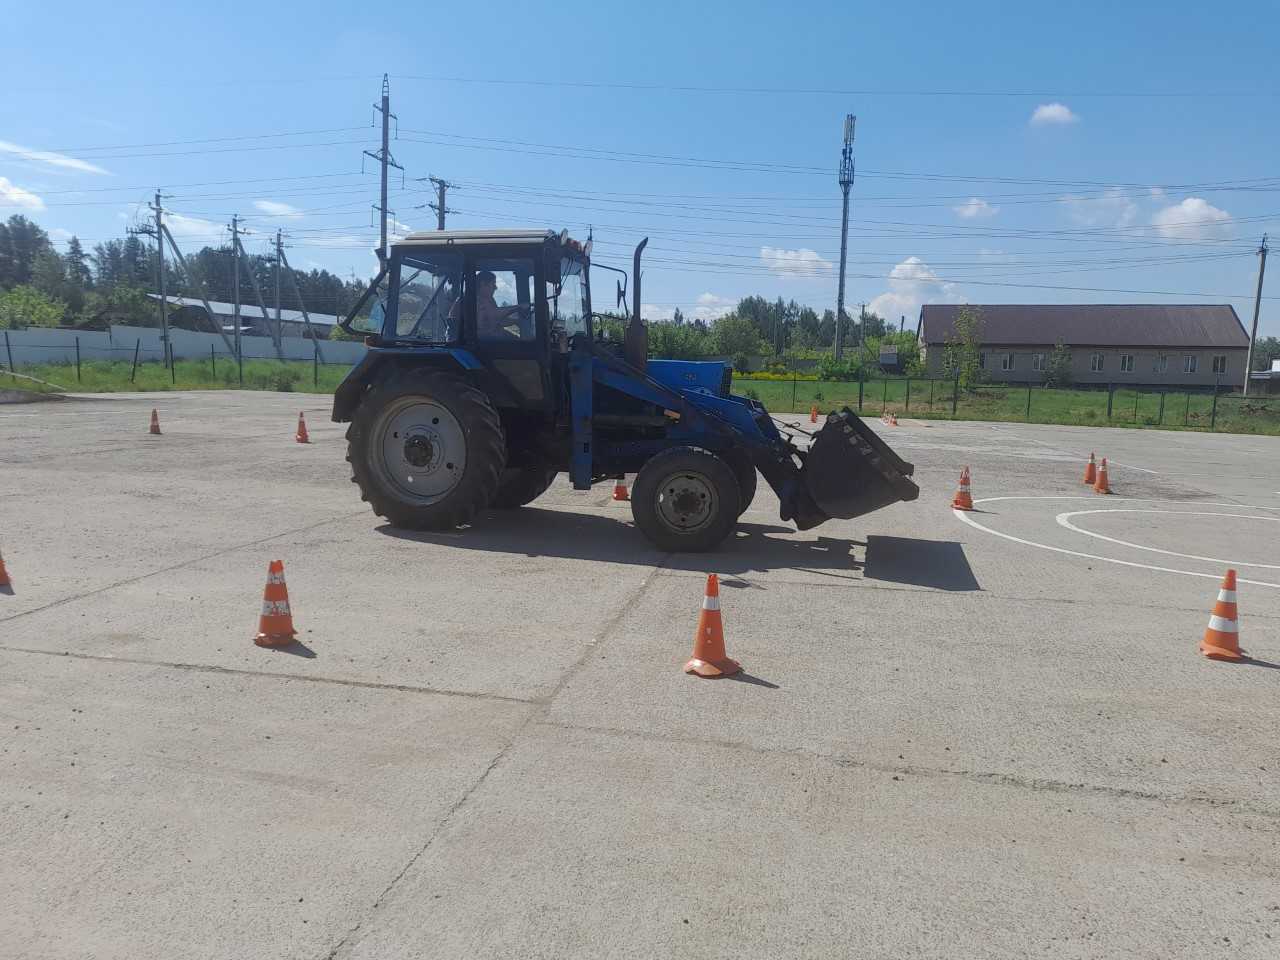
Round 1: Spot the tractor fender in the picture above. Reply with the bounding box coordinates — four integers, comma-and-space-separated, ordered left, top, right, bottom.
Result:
331, 347, 483, 422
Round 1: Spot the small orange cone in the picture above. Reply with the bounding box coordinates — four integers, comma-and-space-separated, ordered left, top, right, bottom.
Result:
889, 413, 899, 427
951, 466, 974, 511
1083, 452, 1097, 485
148, 409, 162, 435
612, 478, 629, 501
809, 405, 818, 424
684, 574, 740, 678
1200, 569, 1244, 661
253, 560, 297, 647
1093, 457, 1111, 494
0, 547, 11, 588
295, 412, 310, 444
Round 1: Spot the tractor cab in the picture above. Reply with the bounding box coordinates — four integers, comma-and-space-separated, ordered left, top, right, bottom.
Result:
347, 229, 592, 414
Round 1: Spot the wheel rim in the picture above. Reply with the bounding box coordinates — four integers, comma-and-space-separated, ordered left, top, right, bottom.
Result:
655, 470, 718, 534
373, 398, 466, 504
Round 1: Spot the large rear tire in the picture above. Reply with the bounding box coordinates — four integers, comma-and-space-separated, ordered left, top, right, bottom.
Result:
631, 447, 741, 552
721, 449, 758, 517
490, 463, 559, 509
346, 369, 506, 530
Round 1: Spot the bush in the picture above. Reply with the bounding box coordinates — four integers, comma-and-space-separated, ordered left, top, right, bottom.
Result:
816, 356, 863, 381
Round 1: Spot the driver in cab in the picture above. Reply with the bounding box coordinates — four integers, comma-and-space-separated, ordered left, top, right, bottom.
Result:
474, 270, 524, 338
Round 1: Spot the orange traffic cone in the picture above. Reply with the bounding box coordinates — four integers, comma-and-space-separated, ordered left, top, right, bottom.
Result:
1093, 457, 1111, 494
148, 409, 162, 435
951, 466, 974, 511
1083, 452, 1097, 485
809, 405, 818, 424
684, 574, 740, 678
612, 478, 629, 501
889, 413, 899, 427
253, 560, 297, 647
295, 412, 310, 444
0, 547, 11, 588
1200, 569, 1244, 661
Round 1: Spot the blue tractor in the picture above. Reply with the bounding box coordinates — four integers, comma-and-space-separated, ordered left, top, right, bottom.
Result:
332, 229, 918, 552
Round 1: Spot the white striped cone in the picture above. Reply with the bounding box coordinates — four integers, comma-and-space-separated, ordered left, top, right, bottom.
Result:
1201, 569, 1243, 661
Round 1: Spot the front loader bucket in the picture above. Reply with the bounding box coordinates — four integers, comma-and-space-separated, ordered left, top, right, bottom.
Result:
800, 408, 919, 522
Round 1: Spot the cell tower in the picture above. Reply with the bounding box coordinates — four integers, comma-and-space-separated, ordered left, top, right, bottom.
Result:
834, 114, 856, 360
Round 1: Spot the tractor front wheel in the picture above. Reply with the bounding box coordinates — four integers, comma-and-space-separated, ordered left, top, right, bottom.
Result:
631, 447, 741, 552
346, 369, 506, 530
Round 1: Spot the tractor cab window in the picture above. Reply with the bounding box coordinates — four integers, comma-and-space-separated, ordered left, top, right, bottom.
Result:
474, 259, 536, 341
549, 257, 588, 344
394, 254, 462, 341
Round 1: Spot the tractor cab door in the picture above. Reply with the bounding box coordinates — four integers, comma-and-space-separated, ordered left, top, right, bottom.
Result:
467, 256, 553, 412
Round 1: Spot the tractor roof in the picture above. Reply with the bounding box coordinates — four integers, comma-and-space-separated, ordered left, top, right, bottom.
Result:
396, 228, 560, 247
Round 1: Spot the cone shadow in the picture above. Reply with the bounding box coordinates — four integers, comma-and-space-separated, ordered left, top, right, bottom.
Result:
728, 672, 780, 689
0, 583, 13, 596
263, 639, 316, 659
1238, 656, 1280, 671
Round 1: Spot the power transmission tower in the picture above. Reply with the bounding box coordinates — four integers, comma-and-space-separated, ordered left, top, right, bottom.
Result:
834, 114, 856, 360
229, 224, 283, 359
364, 74, 402, 263
149, 191, 170, 366
428, 175, 455, 230
1243, 234, 1269, 397
275, 243, 326, 360
229, 215, 242, 364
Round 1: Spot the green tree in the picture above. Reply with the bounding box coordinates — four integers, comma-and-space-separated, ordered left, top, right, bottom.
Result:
82, 284, 152, 326
1251, 336, 1280, 371
711, 314, 769, 366
648, 319, 713, 359
1044, 339, 1073, 387
0, 215, 54, 289
65, 237, 93, 289
0, 284, 66, 328
943, 306, 986, 390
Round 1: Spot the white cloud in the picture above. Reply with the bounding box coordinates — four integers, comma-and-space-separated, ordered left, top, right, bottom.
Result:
0, 140, 110, 175
165, 212, 224, 242
1059, 187, 1139, 229
952, 197, 998, 219
693, 292, 735, 320
867, 256, 963, 324
1151, 197, 1232, 240
387, 217, 415, 240
641, 303, 676, 321
253, 199, 303, 219
760, 246, 832, 278
1030, 102, 1079, 126
48, 227, 74, 242
0, 176, 44, 210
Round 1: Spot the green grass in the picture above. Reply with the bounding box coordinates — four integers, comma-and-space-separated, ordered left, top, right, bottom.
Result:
4, 358, 353, 394
734, 376, 1280, 436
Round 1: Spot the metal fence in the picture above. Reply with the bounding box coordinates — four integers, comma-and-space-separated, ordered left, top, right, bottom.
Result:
734, 374, 1280, 435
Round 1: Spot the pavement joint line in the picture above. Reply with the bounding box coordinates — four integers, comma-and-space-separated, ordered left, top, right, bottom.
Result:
0, 645, 537, 705
319, 557, 671, 960
535, 719, 1280, 821
0, 509, 370, 625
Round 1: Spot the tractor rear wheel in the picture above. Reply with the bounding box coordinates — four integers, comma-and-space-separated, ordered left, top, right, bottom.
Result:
490, 463, 559, 509
346, 369, 506, 530
631, 447, 741, 552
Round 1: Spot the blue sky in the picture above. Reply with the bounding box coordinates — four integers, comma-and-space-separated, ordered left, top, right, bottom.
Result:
2, 0, 1277, 334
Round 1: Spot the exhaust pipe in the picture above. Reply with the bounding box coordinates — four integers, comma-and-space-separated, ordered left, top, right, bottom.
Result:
624, 237, 649, 371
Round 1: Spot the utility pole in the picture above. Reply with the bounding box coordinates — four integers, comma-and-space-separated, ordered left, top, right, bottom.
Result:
230, 216, 242, 364
364, 74, 402, 263
274, 229, 284, 345
834, 114, 856, 360
859, 302, 866, 352
1243, 234, 1269, 397
428, 175, 455, 230
150, 191, 170, 366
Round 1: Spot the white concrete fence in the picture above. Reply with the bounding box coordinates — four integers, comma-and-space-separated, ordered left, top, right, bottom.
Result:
2, 325, 368, 369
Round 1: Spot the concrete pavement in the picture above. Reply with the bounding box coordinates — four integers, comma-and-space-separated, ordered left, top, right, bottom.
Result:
2, 393, 1278, 958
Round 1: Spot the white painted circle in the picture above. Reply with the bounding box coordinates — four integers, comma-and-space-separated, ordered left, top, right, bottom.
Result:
1056, 509, 1280, 570
952, 496, 1280, 590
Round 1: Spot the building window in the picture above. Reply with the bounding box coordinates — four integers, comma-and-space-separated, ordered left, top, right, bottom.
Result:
1184, 355, 1198, 374
1212, 354, 1227, 374
1119, 354, 1134, 373
1032, 353, 1046, 372
1090, 352, 1104, 373
1000, 353, 1014, 371
1154, 353, 1168, 374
